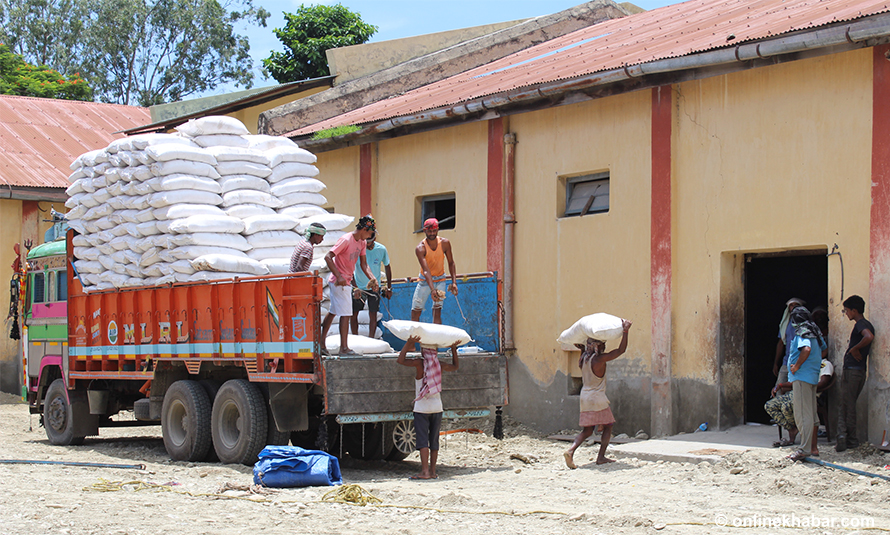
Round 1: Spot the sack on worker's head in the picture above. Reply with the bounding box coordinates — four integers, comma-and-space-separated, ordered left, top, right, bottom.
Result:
382, 320, 471, 348
556, 313, 624, 347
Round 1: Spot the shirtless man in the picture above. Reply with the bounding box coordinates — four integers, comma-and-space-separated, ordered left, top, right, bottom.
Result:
410, 218, 457, 325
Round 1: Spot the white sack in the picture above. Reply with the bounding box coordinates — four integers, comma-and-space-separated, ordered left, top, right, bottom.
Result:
270, 177, 326, 196
320, 230, 347, 247
166, 232, 251, 251
328, 323, 382, 339
149, 190, 223, 208
190, 134, 250, 148
217, 174, 270, 194
126, 133, 195, 151
187, 271, 257, 282
261, 258, 291, 275
279, 192, 327, 208
190, 254, 269, 275
243, 134, 299, 152
556, 313, 625, 346
216, 161, 271, 178
325, 334, 393, 355
175, 116, 250, 136
145, 143, 217, 165
278, 204, 328, 219
268, 162, 319, 183
382, 320, 471, 347
295, 213, 354, 233
146, 174, 221, 193
266, 146, 318, 167
224, 204, 276, 219
247, 247, 297, 261
245, 230, 301, 248
206, 146, 270, 165
242, 214, 297, 234
152, 204, 225, 221
164, 215, 245, 234
170, 246, 248, 261
222, 190, 279, 208
150, 160, 220, 179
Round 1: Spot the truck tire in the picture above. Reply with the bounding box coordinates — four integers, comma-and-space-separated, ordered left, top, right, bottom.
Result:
211, 379, 268, 465
43, 378, 86, 446
386, 420, 415, 461
161, 380, 212, 462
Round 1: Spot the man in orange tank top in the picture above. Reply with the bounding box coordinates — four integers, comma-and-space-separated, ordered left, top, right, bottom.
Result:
411, 218, 457, 324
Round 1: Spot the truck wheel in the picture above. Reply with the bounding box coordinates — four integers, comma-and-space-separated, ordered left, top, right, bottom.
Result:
161, 380, 212, 462
211, 379, 268, 465
386, 420, 415, 461
43, 378, 85, 446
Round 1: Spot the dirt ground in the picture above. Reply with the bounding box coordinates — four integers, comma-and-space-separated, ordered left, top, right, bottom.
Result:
1, 391, 888, 535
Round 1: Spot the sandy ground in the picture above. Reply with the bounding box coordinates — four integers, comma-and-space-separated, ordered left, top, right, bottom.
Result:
1, 391, 888, 535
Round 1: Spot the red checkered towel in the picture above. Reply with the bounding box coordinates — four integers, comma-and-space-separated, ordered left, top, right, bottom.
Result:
414, 346, 442, 402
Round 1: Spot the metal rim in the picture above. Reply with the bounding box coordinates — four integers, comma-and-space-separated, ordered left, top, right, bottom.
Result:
47, 395, 67, 433
167, 399, 188, 447
392, 420, 415, 455
218, 399, 242, 449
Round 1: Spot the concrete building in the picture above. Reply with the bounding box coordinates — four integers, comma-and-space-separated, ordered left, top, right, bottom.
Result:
262, 0, 890, 446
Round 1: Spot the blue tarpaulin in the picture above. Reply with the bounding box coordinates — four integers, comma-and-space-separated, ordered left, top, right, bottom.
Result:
253, 446, 342, 487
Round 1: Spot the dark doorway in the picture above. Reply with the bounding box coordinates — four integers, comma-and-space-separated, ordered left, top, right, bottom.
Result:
744, 252, 827, 424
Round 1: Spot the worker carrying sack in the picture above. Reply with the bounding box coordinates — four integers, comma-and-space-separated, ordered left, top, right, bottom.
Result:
557, 313, 625, 346
383, 319, 471, 347
253, 446, 342, 488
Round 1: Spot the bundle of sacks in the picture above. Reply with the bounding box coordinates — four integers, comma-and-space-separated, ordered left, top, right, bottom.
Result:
64, 116, 352, 291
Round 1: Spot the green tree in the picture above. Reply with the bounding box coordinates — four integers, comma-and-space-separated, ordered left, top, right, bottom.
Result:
0, 0, 270, 106
264, 3, 377, 83
0, 43, 92, 100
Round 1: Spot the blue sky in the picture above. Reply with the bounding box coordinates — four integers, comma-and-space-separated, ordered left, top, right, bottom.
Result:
208, 0, 681, 97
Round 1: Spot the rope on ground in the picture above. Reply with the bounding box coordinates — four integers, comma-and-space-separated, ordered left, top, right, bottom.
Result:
320, 483, 381, 505
83, 478, 272, 503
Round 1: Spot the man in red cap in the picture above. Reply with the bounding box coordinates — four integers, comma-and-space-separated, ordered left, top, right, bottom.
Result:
411, 218, 457, 324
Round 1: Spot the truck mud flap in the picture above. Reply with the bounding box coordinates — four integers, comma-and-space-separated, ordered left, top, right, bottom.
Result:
268, 383, 308, 432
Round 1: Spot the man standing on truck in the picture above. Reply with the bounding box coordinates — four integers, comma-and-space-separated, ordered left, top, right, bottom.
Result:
322, 215, 379, 356
351, 230, 392, 338
411, 218, 457, 325
289, 223, 326, 273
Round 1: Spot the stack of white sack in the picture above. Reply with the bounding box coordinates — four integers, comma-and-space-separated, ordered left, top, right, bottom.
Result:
327, 310, 383, 339
556, 313, 625, 350
324, 334, 393, 355
66, 133, 256, 290
382, 320, 472, 348
238, 134, 325, 275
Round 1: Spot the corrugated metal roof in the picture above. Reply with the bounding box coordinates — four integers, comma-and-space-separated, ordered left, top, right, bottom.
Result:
0, 95, 151, 189
288, 0, 890, 137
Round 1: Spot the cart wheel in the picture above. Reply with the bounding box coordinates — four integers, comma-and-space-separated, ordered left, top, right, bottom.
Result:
386, 420, 415, 461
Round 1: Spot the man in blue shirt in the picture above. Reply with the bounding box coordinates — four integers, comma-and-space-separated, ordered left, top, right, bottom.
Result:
351, 231, 392, 339
785, 306, 827, 461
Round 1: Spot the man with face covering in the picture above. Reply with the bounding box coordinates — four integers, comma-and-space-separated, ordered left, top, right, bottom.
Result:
785, 306, 828, 461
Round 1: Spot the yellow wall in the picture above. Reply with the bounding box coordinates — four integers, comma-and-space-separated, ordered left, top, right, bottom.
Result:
315, 146, 361, 217
672, 49, 872, 384
509, 92, 653, 384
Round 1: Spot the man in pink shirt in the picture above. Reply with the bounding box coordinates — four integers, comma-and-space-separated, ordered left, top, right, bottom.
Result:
322, 215, 379, 355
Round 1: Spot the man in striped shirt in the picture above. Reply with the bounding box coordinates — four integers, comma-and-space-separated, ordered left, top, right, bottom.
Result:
289, 223, 326, 273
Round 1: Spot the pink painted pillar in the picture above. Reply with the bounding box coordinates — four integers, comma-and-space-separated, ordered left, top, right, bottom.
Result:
650, 85, 673, 437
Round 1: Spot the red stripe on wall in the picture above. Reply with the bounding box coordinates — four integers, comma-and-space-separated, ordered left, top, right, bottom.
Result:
360, 144, 373, 216
651, 85, 672, 435
487, 118, 505, 274
870, 45, 890, 344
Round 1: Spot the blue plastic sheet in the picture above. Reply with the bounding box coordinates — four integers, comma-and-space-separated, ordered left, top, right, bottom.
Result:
253, 446, 342, 488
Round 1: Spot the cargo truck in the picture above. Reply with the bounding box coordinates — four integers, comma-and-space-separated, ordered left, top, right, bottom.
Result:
12, 230, 508, 465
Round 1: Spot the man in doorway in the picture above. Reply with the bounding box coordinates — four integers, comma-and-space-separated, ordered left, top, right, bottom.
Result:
773, 297, 806, 386
411, 218, 457, 325
351, 230, 392, 339
321, 215, 379, 356
836, 294, 874, 452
